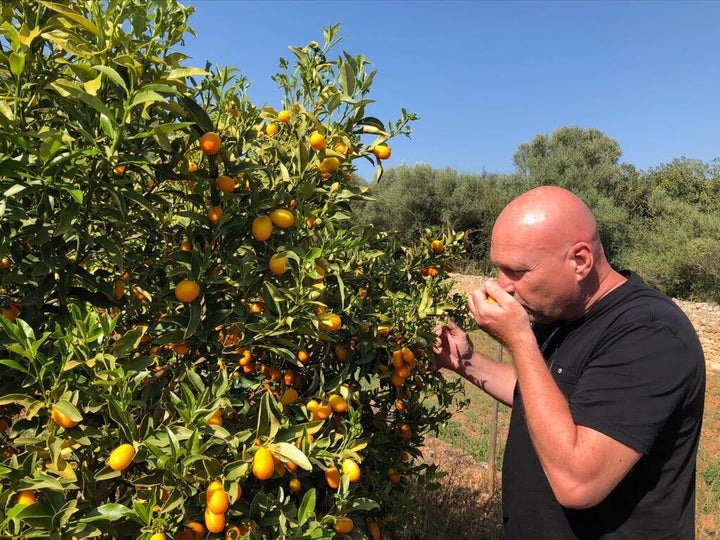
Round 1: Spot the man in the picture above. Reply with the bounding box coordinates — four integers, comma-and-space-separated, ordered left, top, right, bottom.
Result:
434, 186, 705, 539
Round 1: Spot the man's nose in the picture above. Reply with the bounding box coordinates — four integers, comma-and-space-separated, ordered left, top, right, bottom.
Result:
496, 273, 515, 295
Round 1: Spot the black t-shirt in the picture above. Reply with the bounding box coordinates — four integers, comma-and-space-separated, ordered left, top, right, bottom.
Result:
502, 272, 706, 539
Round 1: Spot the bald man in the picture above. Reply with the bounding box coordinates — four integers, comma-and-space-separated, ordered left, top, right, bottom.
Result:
435, 186, 705, 539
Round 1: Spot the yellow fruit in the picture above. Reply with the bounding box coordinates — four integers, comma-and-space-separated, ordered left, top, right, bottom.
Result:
199, 132, 221, 155
325, 466, 341, 489
333, 517, 354, 534
175, 279, 201, 303
373, 144, 391, 160
108, 443, 135, 471
253, 447, 275, 480
319, 313, 341, 332
51, 406, 80, 429
206, 409, 223, 426
150, 533, 167, 540
16, 489, 36, 505
269, 209, 296, 228
216, 175, 235, 194
206, 484, 229, 514
204, 508, 226, 534
342, 458, 361, 482
309, 131, 326, 151
328, 394, 347, 413
269, 253, 289, 275
319, 156, 340, 173
252, 215, 273, 241
278, 109, 291, 123
265, 123, 278, 136
430, 239, 444, 253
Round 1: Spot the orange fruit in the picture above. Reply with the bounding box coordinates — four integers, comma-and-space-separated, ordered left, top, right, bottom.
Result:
297, 349, 309, 363
309, 131, 326, 151
188, 161, 198, 173
251, 215, 273, 241
333, 517, 354, 534
313, 402, 332, 420
487, 296, 496, 304
216, 175, 235, 194
1, 302, 19, 322
199, 132, 221, 155
278, 109, 291, 123
113, 280, 125, 300
269, 253, 289, 276
319, 157, 340, 173
325, 466, 341, 489
206, 409, 223, 426
149, 533, 167, 540
0, 256, 10, 269
333, 141, 348, 154
204, 508, 225, 534
368, 521, 381, 540
269, 209, 295, 228
16, 489, 36, 505
328, 394, 347, 413
396, 423, 412, 441
114, 164, 126, 175
430, 239, 444, 253
175, 530, 194, 540
342, 458, 361, 482
108, 443, 135, 471
373, 144, 391, 160
319, 313, 341, 332
265, 123, 278, 137
206, 484, 229, 514
186, 521, 205, 540
280, 388, 299, 405
288, 478, 302, 492
225, 525, 242, 540
208, 205, 222, 224
252, 447, 275, 480
388, 467, 401, 484
51, 405, 80, 429
175, 279, 201, 303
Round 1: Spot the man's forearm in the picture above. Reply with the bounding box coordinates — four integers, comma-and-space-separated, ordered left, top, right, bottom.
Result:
455, 350, 517, 406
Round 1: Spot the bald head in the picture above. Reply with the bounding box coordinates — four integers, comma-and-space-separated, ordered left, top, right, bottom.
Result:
490, 186, 623, 322
495, 186, 600, 251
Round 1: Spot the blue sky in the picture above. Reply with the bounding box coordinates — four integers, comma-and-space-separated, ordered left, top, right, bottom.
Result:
178, 0, 719, 180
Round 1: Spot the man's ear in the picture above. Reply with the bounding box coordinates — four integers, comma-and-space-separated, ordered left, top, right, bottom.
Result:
570, 242, 593, 277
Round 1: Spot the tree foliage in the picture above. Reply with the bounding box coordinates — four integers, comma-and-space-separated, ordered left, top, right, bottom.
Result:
0, 2, 469, 539
358, 128, 720, 302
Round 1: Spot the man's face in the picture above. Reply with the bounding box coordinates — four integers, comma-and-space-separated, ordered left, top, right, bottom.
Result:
490, 226, 577, 324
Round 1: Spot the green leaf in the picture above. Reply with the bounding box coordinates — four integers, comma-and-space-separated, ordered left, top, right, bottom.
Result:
271, 442, 312, 471
40, 2, 102, 37
166, 67, 211, 80
298, 488, 317, 526
52, 400, 83, 423
339, 60, 355, 97
78, 503, 132, 523
111, 326, 146, 358
92, 65, 128, 95
9, 52, 25, 79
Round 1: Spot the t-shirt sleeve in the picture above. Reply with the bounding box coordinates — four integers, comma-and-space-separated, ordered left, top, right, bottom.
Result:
568, 321, 694, 454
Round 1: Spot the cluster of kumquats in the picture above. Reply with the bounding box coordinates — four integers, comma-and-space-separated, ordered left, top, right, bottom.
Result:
0, 7, 468, 539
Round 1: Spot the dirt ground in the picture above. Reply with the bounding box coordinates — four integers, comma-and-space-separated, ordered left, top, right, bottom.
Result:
415, 273, 720, 539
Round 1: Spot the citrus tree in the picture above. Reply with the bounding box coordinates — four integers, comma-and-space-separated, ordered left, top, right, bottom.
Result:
0, 1, 468, 538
